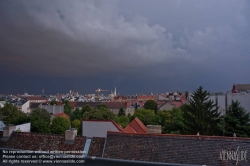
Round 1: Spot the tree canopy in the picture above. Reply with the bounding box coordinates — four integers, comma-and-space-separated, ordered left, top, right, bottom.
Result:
143, 100, 157, 113
118, 107, 125, 117
182, 86, 220, 135
115, 116, 129, 128
130, 108, 159, 125
71, 119, 81, 131
63, 100, 72, 116
0, 103, 29, 125
158, 108, 186, 134
82, 107, 115, 120
29, 108, 51, 133
223, 100, 250, 137
50, 117, 70, 134
50, 100, 58, 105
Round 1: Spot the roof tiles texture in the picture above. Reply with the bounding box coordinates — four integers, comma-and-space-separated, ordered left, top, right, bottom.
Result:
1, 132, 86, 154
124, 125, 136, 133
103, 132, 250, 166
88, 137, 106, 157
126, 117, 147, 134
53, 113, 70, 120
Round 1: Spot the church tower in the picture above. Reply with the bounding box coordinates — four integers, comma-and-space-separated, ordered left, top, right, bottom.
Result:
114, 87, 117, 97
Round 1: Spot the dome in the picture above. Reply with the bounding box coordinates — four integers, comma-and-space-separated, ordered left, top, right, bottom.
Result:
231, 84, 238, 93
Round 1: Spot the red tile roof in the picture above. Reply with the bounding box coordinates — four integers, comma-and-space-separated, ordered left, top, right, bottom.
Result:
136, 95, 154, 100
103, 102, 127, 109
126, 117, 146, 134
124, 125, 136, 133
53, 113, 70, 120
56, 102, 76, 109
180, 94, 187, 103
20, 96, 47, 101
113, 96, 128, 101
168, 101, 183, 108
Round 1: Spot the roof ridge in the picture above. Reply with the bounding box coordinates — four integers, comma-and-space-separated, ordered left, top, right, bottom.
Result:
133, 117, 146, 132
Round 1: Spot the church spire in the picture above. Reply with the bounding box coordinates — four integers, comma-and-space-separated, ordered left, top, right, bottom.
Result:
114, 87, 117, 96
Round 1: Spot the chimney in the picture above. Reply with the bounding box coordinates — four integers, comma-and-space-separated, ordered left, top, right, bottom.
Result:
146, 125, 162, 134
64, 127, 77, 144
1, 125, 16, 140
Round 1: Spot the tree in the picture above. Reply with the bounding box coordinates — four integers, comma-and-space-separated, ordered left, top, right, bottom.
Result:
158, 108, 186, 134
29, 108, 51, 133
223, 100, 250, 137
63, 100, 72, 116
50, 117, 70, 134
182, 86, 220, 135
135, 103, 138, 110
0, 103, 29, 125
31, 118, 51, 133
29, 108, 51, 124
96, 104, 108, 109
118, 108, 125, 117
81, 104, 92, 114
70, 108, 83, 121
50, 100, 58, 105
130, 108, 159, 125
144, 100, 158, 113
115, 116, 129, 128
16, 128, 22, 132
82, 107, 115, 120
71, 119, 81, 131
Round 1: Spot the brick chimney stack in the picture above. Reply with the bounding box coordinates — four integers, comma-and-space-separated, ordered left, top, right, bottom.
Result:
146, 125, 162, 134
64, 127, 77, 144
1, 125, 16, 140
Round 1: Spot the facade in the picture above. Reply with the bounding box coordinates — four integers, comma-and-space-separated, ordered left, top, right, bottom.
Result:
20, 96, 47, 103
82, 120, 124, 138
15, 123, 31, 132
226, 91, 250, 113
210, 93, 226, 115
39, 104, 64, 114
16, 100, 30, 113
0, 101, 6, 108
158, 102, 175, 111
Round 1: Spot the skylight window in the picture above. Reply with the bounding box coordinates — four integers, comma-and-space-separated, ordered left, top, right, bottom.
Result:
83, 138, 92, 156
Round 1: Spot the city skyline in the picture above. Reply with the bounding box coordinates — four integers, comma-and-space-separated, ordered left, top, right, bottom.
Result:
1, 0, 250, 95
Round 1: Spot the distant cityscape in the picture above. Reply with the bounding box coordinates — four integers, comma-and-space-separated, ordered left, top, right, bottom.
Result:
0, 84, 249, 116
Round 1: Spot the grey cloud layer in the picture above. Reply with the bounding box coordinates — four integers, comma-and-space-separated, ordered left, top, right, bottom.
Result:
0, 0, 249, 85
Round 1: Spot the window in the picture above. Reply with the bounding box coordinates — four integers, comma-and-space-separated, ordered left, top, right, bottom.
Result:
83, 138, 92, 156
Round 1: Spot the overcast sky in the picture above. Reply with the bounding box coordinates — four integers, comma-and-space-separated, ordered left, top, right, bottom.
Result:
1, 0, 249, 95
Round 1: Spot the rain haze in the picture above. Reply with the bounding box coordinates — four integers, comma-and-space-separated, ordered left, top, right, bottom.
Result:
0, 0, 250, 95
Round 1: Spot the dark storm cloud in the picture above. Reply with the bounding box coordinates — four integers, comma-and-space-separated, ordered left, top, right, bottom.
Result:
0, 0, 175, 77
0, 0, 250, 94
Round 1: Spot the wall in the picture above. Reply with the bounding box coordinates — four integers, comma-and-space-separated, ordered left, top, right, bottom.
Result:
82, 121, 120, 138
158, 103, 175, 111
226, 92, 250, 113
125, 108, 135, 115
21, 100, 30, 113
15, 123, 31, 132
39, 105, 64, 114
188, 93, 226, 114
210, 94, 226, 115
